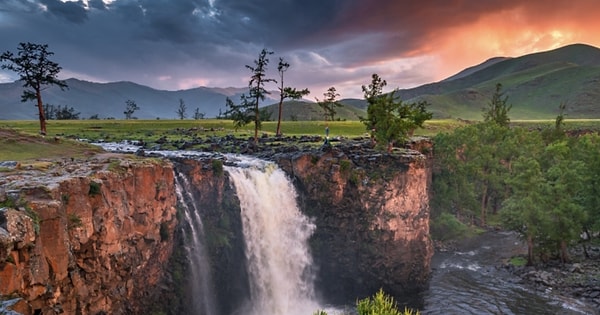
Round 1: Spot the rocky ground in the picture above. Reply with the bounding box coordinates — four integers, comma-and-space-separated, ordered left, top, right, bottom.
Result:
502, 245, 600, 312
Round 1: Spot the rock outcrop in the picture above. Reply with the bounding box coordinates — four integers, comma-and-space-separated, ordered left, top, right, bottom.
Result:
274, 141, 433, 306
0, 155, 178, 315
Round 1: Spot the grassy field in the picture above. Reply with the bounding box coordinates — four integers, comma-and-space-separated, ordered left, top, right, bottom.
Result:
0, 119, 427, 141
2, 118, 600, 163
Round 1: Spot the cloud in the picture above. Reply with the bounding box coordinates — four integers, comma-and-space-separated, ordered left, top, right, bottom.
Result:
1, 0, 600, 98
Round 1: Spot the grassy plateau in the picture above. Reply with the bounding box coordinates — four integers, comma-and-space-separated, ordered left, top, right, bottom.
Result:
2, 118, 600, 162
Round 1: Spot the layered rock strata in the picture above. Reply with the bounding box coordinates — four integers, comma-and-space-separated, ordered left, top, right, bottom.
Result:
0, 155, 177, 315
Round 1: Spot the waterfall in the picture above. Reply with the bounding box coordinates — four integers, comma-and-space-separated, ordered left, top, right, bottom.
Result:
175, 171, 217, 315
225, 157, 320, 315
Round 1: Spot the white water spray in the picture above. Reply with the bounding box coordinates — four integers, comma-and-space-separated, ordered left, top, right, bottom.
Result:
175, 171, 217, 315
226, 158, 320, 315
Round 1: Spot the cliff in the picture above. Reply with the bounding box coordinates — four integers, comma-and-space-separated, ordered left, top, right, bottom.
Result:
274, 142, 433, 305
0, 154, 178, 315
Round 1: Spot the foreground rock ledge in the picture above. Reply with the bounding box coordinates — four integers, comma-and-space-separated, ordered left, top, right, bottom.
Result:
0, 154, 178, 315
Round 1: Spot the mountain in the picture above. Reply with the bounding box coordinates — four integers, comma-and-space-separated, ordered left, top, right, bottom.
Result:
398, 43, 600, 119
261, 99, 366, 121
267, 44, 600, 120
2, 43, 599, 120
0, 78, 277, 120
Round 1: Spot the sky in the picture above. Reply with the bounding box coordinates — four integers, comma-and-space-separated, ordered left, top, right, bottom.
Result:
1, 0, 600, 99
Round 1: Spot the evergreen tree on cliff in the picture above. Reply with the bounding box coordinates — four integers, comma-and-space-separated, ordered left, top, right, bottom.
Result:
361, 74, 432, 152
1, 42, 68, 135
225, 49, 276, 143
275, 57, 309, 136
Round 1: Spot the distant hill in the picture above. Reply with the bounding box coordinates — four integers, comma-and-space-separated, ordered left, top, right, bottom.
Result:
261, 99, 366, 121
0, 78, 277, 120
2, 43, 599, 120
398, 43, 600, 119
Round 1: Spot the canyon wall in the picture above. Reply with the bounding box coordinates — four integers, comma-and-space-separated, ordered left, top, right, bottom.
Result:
0, 156, 178, 315
274, 143, 433, 305
1, 140, 433, 314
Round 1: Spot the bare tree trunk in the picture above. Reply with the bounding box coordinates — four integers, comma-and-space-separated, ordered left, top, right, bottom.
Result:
276, 98, 283, 137
560, 240, 570, 263
480, 185, 488, 226
36, 89, 46, 135
527, 235, 534, 266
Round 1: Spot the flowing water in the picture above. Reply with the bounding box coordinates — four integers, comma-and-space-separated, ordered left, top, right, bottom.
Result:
225, 157, 322, 315
174, 171, 217, 315
422, 231, 598, 315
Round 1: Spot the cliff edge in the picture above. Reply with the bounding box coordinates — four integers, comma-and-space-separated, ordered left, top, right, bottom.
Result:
0, 154, 178, 315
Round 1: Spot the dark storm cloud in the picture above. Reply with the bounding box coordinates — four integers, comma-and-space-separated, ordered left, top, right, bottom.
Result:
40, 0, 89, 24
1, 0, 599, 97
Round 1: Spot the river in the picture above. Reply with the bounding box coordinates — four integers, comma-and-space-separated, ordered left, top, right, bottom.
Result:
422, 231, 598, 315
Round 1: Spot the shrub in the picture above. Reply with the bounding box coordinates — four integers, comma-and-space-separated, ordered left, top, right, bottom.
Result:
211, 159, 224, 176
160, 222, 170, 242
430, 212, 469, 241
88, 181, 101, 196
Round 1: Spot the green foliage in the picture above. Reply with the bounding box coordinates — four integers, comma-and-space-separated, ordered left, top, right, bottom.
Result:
339, 159, 352, 172
175, 98, 187, 120
159, 222, 169, 242
482, 83, 512, 127
124, 99, 140, 120
211, 159, 224, 176
361, 74, 432, 152
316, 86, 343, 121
88, 181, 101, 196
68, 213, 83, 229
61, 193, 70, 205
315, 289, 419, 315
25, 206, 41, 235
1, 42, 68, 134
357, 288, 419, 315
434, 118, 597, 264
430, 212, 469, 241
508, 256, 528, 267
275, 57, 310, 136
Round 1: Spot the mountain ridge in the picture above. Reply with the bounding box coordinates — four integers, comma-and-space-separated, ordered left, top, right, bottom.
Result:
1, 43, 599, 120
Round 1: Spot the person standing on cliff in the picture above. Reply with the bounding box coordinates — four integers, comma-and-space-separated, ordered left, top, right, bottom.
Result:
324, 123, 330, 145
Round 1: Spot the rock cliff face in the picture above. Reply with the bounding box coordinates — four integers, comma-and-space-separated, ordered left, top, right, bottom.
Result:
0, 155, 178, 315
1, 140, 433, 314
274, 143, 433, 305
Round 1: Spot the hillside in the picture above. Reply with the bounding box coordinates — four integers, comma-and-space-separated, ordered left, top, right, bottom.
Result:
400, 43, 600, 119
0, 79, 276, 120
1, 44, 599, 120
261, 100, 366, 121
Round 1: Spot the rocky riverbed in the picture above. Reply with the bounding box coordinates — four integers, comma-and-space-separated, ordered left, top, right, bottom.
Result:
504, 245, 600, 312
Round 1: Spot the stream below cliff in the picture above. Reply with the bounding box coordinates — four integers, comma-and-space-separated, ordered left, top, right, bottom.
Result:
421, 231, 598, 315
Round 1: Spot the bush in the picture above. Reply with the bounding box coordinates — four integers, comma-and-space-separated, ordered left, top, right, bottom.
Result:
211, 159, 223, 176
429, 212, 469, 241
88, 181, 101, 196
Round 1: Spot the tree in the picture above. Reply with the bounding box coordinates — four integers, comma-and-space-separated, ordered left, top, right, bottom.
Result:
361, 74, 432, 152
316, 86, 342, 121
247, 49, 276, 142
124, 99, 139, 119
45, 104, 80, 120
501, 156, 551, 265
176, 98, 187, 120
193, 107, 205, 120
0, 42, 68, 135
483, 83, 512, 127
225, 49, 276, 142
275, 57, 310, 136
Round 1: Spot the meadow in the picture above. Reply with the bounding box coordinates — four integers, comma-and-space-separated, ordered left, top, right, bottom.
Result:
2, 118, 600, 163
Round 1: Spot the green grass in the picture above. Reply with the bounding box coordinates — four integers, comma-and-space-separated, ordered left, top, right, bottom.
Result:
0, 128, 103, 162
2, 118, 600, 162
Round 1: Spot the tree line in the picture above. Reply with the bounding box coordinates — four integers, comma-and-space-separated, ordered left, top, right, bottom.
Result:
432, 85, 600, 265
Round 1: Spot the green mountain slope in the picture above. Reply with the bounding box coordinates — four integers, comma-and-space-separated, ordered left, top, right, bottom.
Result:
261, 100, 366, 121
399, 43, 600, 119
